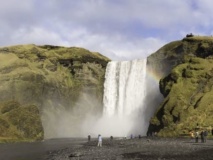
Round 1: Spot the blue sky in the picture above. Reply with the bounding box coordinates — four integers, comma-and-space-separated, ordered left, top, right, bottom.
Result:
1, 0, 213, 60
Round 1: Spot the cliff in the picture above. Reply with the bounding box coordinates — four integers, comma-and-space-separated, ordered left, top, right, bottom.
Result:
148, 36, 213, 136
0, 44, 110, 141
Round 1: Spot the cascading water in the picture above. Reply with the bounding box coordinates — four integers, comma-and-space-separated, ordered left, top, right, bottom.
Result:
42, 58, 153, 138
101, 59, 147, 137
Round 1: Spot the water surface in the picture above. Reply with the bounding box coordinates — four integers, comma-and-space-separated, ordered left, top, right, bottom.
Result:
0, 138, 86, 160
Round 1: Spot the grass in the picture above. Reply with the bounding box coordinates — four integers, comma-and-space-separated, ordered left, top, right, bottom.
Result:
183, 35, 213, 41
0, 44, 110, 141
149, 36, 213, 137
0, 101, 44, 142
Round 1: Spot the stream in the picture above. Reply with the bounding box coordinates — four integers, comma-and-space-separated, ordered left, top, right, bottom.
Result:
0, 138, 86, 160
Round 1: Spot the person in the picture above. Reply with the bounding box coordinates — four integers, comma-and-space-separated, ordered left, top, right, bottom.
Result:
88, 135, 91, 142
200, 130, 204, 143
189, 131, 194, 139
97, 134, 102, 147
152, 132, 155, 136
110, 136, 113, 141
204, 130, 208, 143
195, 131, 199, 143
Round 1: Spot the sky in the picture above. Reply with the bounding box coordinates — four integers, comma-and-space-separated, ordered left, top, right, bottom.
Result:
1, 0, 213, 60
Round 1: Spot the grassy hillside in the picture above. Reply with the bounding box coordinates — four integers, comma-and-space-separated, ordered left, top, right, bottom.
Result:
0, 44, 110, 141
148, 36, 213, 137
147, 35, 213, 78
0, 100, 43, 143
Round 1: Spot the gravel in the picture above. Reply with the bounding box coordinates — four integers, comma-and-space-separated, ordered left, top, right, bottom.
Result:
46, 137, 213, 160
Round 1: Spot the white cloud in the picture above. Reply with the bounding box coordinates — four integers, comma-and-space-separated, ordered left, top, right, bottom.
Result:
57, 26, 165, 60
0, 0, 213, 60
10, 27, 69, 46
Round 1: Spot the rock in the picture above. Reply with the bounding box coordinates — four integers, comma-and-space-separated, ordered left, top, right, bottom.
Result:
47, 138, 213, 160
69, 152, 81, 158
0, 100, 43, 142
148, 36, 213, 137
0, 44, 110, 141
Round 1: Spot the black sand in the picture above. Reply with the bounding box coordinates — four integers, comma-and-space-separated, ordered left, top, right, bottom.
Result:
46, 137, 213, 160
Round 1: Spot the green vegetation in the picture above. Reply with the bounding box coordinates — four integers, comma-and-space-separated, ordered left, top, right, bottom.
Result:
148, 36, 213, 137
0, 100, 43, 143
147, 35, 213, 78
0, 44, 110, 142
4, 36, 213, 140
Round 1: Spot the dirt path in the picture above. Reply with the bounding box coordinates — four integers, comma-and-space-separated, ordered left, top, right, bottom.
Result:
46, 137, 213, 160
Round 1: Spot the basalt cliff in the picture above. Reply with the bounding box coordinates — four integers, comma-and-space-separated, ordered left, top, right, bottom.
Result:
148, 36, 213, 136
0, 44, 109, 142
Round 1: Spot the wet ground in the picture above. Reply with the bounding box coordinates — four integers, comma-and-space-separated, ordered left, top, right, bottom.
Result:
0, 137, 212, 160
0, 138, 87, 160
47, 137, 213, 160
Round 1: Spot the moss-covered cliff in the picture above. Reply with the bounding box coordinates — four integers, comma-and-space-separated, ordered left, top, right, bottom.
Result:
147, 36, 213, 78
0, 100, 43, 142
0, 44, 110, 141
148, 36, 213, 137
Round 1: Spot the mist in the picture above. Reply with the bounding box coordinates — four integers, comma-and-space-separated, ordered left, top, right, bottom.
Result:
41, 91, 103, 139
41, 60, 163, 139
41, 98, 143, 138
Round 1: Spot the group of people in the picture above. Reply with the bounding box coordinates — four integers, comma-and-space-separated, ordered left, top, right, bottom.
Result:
88, 134, 144, 147
90, 129, 209, 147
191, 130, 208, 143
88, 134, 103, 147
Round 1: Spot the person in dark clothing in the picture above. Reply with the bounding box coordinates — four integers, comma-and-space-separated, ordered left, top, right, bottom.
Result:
200, 130, 204, 143
203, 130, 208, 143
110, 136, 113, 141
195, 131, 199, 143
88, 135, 91, 142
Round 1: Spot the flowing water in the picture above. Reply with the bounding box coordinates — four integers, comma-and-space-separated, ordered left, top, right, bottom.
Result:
38, 58, 150, 138
100, 59, 147, 136
0, 138, 86, 160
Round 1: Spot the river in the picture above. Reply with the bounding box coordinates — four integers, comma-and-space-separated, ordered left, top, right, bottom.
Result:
0, 138, 87, 160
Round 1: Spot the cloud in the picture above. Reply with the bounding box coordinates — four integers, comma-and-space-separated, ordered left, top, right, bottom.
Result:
1, 0, 213, 60
52, 25, 165, 60
11, 27, 69, 46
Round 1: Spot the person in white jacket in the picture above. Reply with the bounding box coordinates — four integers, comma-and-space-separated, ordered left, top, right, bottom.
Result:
97, 134, 102, 147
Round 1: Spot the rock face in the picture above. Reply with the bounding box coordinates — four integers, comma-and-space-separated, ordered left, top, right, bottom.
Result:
0, 44, 110, 140
148, 36, 213, 136
147, 36, 213, 78
0, 100, 43, 142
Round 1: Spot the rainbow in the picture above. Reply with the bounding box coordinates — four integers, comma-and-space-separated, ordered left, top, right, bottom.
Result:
146, 65, 162, 84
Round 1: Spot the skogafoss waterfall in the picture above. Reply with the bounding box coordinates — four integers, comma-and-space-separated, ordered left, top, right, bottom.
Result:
42, 58, 151, 138
103, 59, 147, 116
100, 59, 147, 137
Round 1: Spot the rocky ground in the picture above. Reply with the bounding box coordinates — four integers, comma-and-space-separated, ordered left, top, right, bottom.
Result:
45, 137, 213, 160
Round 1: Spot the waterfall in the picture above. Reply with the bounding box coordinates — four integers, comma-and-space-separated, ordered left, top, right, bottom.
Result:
41, 58, 150, 138
102, 59, 147, 136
